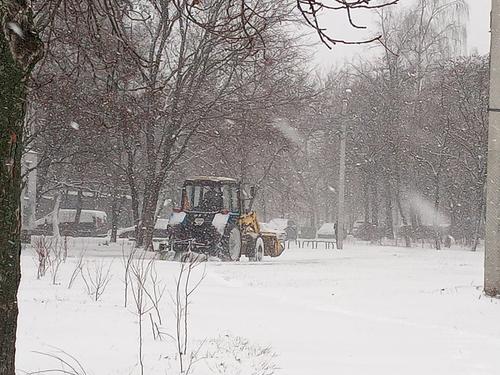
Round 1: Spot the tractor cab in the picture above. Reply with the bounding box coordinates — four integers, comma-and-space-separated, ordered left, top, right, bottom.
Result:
166, 176, 284, 261
181, 177, 241, 214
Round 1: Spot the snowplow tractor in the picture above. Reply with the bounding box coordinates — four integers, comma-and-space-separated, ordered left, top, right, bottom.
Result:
165, 176, 285, 261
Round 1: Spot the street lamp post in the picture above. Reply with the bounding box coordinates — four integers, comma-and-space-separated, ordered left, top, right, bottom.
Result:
337, 89, 351, 250
485, 0, 500, 297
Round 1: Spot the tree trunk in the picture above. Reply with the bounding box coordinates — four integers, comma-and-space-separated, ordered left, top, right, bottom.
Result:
52, 190, 62, 242
410, 208, 418, 230
140, 206, 156, 251
370, 182, 379, 242
433, 174, 442, 250
371, 183, 379, 226
262, 192, 267, 222
110, 193, 120, 243
0, 50, 23, 375
396, 191, 411, 247
395, 172, 411, 247
136, 183, 161, 250
124, 146, 140, 240
74, 189, 83, 224
309, 199, 317, 230
384, 180, 394, 239
154, 189, 169, 221
449, 197, 458, 242
0, 4, 42, 372
363, 174, 370, 224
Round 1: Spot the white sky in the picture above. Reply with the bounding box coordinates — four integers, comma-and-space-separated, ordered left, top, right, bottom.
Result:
312, 0, 491, 70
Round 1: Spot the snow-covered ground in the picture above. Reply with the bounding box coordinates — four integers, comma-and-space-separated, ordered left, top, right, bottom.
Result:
17, 240, 500, 375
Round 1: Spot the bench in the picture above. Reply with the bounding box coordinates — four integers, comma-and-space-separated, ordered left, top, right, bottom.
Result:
296, 239, 336, 249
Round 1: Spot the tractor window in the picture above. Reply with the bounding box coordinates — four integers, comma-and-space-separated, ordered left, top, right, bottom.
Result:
184, 184, 223, 211
193, 186, 202, 209
183, 185, 202, 210
222, 185, 231, 211
231, 186, 239, 212
200, 186, 222, 211
181, 188, 190, 210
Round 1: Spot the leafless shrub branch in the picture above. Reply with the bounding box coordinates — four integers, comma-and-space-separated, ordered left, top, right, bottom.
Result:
28, 349, 88, 375
47, 239, 65, 285
32, 236, 52, 279
121, 243, 135, 308
67, 251, 86, 289
204, 335, 277, 375
128, 252, 156, 375
80, 260, 113, 301
172, 254, 207, 374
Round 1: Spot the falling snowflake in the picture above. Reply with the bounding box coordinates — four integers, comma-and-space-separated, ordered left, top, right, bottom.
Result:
70, 121, 80, 130
7, 22, 24, 38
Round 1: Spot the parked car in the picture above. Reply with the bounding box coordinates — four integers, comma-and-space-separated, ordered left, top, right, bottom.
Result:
316, 222, 336, 239
117, 218, 170, 240
33, 209, 108, 237
267, 218, 298, 241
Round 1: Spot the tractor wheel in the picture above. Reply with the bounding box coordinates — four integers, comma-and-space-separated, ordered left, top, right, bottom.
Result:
225, 226, 241, 261
249, 237, 264, 262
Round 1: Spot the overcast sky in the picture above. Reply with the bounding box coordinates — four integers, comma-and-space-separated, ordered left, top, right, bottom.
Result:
312, 0, 491, 70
